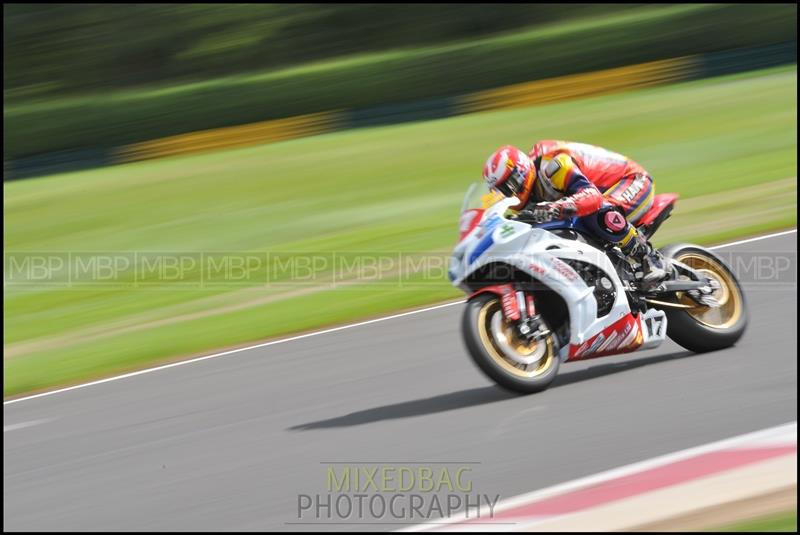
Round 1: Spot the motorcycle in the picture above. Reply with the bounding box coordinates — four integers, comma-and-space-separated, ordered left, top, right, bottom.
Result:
448, 182, 748, 393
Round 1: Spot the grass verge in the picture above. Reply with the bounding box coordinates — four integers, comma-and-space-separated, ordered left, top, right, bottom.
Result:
3, 66, 797, 396
715, 509, 797, 532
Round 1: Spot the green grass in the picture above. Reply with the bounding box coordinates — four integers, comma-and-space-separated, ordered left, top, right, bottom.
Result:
714, 509, 797, 531
3, 66, 797, 396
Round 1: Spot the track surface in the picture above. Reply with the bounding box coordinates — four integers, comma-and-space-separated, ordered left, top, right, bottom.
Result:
4, 233, 797, 531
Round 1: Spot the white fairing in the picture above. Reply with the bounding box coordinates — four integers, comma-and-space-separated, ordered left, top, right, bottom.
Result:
449, 185, 667, 361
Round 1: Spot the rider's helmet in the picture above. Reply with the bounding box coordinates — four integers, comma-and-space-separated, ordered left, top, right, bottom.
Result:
482, 145, 534, 198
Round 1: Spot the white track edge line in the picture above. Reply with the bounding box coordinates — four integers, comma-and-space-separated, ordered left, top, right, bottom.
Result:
396, 421, 797, 532
4, 228, 796, 406
3, 300, 464, 406
708, 228, 796, 249
3, 419, 51, 432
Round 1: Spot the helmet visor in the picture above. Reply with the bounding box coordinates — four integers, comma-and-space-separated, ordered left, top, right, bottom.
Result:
494, 168, 525, 197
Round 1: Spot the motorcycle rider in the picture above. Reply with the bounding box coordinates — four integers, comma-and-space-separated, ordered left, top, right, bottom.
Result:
482, 140, 670, 282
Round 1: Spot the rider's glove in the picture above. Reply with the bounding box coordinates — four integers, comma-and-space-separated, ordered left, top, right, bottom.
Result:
516, 200, 579, 223
553, 199, 578, 219
516, 205, 555, 223
527, 201, 577, 223
530, 203, 558, 223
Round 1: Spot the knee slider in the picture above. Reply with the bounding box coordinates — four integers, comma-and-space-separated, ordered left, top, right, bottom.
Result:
597, 206, 629, 238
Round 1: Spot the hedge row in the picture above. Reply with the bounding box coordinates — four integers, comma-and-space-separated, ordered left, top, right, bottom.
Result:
4, 4, 797, 160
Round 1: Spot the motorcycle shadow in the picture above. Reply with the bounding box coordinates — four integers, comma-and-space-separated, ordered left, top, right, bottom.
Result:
551, 349, 693, 388
287, 350, 693, 431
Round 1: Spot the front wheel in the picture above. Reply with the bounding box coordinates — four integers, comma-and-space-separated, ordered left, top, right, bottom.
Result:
660, 244, 748, 352
462, 293, 560, 394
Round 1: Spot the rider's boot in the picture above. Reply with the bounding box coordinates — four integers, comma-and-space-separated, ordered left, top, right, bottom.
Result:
624, 231, 672, 283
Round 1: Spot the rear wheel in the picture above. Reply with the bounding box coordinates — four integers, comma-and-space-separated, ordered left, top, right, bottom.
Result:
660, 245, 748, 352
462, 293, 560, 394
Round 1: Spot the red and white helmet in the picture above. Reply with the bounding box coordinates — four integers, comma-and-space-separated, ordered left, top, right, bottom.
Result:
482, 145, 534, 197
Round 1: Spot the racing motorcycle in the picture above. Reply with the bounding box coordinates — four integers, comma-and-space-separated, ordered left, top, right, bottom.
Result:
449, 182, 748, 393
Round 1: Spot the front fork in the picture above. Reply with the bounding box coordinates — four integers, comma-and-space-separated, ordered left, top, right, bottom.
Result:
470, 283, 551, 341
514, 290, 551, 342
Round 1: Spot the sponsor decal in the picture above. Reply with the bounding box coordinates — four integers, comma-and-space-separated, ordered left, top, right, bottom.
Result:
529, 262, 546, 275
585, 333, 606, 355
621, 179, 646, 202
468, 216, 503, 264
480, 191, 505, 209
498, 223, 516, 239
499, 286, 521, 320
569, 314, 642, 360
596, 331, 620, 353
476, 215, 503, 238
459, 209, 483, 241
468, 233, 495, 265
549, 257, 578, 282
645, 316, 664, 338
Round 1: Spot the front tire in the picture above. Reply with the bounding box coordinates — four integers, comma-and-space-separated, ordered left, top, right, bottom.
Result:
462, 293, 560, 394
660, 244, 748, 352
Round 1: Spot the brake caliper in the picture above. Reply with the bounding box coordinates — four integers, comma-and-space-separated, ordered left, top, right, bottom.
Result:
517, 315, 551, 342
514, 291, 551, 341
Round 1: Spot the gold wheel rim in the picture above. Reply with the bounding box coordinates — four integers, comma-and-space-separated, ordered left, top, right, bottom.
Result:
675, 253, 743, 329
477, 299, 555, 378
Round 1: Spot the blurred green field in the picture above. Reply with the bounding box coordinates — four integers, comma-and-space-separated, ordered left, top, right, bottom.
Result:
3, 66, 797, 396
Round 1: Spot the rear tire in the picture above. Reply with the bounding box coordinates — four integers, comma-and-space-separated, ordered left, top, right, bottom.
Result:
462, 293, 560, 394
660, 244, 748, 352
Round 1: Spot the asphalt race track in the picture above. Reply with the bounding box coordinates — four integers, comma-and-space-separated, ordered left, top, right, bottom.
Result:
4, 232, 797, 531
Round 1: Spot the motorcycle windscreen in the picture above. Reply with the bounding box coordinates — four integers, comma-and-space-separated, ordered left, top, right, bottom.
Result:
458, 182, 509, 241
